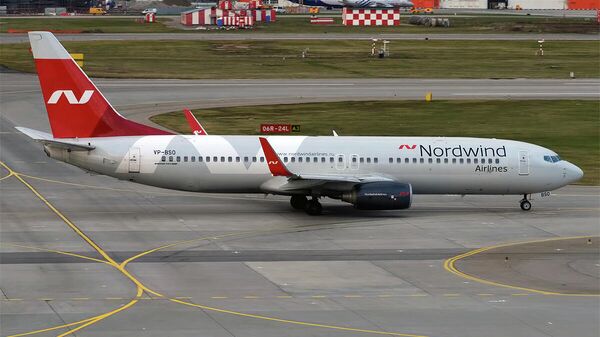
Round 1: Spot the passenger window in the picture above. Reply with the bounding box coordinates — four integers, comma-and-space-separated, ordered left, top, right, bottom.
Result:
244, 156, 249, 162
330, 157, 334, 163
176, 156, 181, 162
360, 157, 364, 163
161, 156, 166, 162
338, 157, 343, 163
488, 158, 492, 164
284, 157, 288, 163
198, 156, 203, 162
366, 158, 371, 163
260, 157, 265, 163
419, 158, 424, 163
474, 159, 478, 164
314, 157, 318, 162
228, 157, 232, 162
191, 156, 195, 162
460, 158, 464, 164
184, 156, 188, 162
321, 157, 326, 163
444, 158, 448, 163
374, 158, 378, 164
298, 157, 303, 163
206, 156, 210, 162
213, 156, 218, 162
291, 157, 296, 163
467, 158, 471, 164
306, 157, 310, 163
397, 158, 401, 163
428, 158, 433, 164
168, 156, 173, 162
352, 157, 357, 163
406, 158, 410, 164
452, 158, 456, 164
220, 156, 225, 162
495, 158, 500, 164
389, 158, 393, 163
236, 157, 240, 162
436, 158, 441, 164
252, 157, 257, 162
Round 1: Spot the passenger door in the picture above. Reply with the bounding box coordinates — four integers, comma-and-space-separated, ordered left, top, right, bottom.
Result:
518, 150, 529, 175
129, 147, 141, 173
350, 154, 359, 170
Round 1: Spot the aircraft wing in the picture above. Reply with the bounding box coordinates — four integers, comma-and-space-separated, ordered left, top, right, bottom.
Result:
259, 137, 395, 194
16, 127, 95, 151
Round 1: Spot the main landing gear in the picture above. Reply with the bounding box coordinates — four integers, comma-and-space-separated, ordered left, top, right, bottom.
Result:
520, 194, 532, 211
290, 195, 322, 215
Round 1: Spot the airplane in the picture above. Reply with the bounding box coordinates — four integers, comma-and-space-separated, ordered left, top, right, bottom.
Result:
18, 32, 583, 215
288, 0, 413, 9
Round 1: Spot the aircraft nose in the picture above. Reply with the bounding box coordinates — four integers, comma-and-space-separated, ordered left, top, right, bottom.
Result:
564, 162, 584, 184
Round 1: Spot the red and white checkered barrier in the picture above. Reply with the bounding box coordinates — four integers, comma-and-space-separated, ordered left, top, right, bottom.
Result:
181, 8, 274, 26
220, 16, 255, 27
342, 8, 400, 26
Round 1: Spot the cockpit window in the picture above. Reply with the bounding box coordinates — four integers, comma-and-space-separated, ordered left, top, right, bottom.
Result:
544, 155, 561, 163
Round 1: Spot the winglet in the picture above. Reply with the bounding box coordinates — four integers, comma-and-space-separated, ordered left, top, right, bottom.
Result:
183, 108, 207, 135
259, 137, 292, 177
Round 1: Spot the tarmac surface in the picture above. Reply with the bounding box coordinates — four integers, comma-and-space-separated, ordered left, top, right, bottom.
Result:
2, 32, 599, 44
1, 70, 599, 337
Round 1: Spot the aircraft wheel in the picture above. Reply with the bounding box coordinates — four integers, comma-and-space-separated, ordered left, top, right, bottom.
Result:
305, 199, 322, 216
520, 200, 532, 211
290, 195, 308, 210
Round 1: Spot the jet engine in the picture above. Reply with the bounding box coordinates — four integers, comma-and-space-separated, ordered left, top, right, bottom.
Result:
341, 182, 412, 210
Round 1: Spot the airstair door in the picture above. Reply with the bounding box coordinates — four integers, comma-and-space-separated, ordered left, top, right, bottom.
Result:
518, 150, 529, 175
129, 147, 141, 173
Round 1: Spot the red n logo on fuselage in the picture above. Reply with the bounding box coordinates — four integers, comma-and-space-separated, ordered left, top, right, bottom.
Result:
399, 144, 417, 150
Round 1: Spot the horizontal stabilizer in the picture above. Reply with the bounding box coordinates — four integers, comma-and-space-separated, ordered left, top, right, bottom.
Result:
16, 127, 95, 151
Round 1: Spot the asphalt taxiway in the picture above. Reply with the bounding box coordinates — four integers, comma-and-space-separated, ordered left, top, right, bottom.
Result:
2, 32, 600, 44
1, 70, 599, 337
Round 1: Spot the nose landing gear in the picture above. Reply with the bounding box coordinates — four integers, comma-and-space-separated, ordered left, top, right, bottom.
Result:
520, 194, 532, 211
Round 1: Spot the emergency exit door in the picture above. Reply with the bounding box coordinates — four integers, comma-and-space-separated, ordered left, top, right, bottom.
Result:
518, 150, 529, 175
129, 147, 141, 173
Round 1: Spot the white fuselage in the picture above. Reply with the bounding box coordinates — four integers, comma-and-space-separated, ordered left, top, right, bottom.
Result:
45, 135, 582, 195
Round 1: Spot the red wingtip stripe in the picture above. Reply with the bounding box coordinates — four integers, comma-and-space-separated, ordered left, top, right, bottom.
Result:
183, 108, 207, 135
259, 137, 292, 177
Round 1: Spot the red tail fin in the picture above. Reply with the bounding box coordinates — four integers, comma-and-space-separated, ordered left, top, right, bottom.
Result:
29, 31, 172, 138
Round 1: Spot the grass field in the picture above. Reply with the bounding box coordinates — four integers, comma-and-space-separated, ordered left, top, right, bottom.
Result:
1, 16, 598, 34
150, 100, 600, 185
2, 40, 598, 79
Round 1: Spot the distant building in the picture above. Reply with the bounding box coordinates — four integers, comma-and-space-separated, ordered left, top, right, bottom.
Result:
0, 0, 91, 14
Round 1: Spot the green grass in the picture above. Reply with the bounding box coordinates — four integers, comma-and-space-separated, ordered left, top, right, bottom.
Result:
2, 40, 599, 79
0, 18, 178, 33
150, 100, 600, 185
252, 15, 600, 34
1, 16, 598, 34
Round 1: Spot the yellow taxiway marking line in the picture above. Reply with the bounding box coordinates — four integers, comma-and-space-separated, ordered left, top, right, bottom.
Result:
0, 171, 13, 181
7, 243, 110, 265
443, 236, 600, 297
1, 162, 148, 337
5, 162, 430, 337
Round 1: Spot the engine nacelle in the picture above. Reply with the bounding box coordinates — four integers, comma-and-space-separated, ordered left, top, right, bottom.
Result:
342, 182, 412, 210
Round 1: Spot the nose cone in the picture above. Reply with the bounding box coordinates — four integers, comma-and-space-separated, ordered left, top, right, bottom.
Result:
564, 162, 584, 184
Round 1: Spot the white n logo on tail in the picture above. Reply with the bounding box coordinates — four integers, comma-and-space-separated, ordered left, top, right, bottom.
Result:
47, 90, 94, 105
